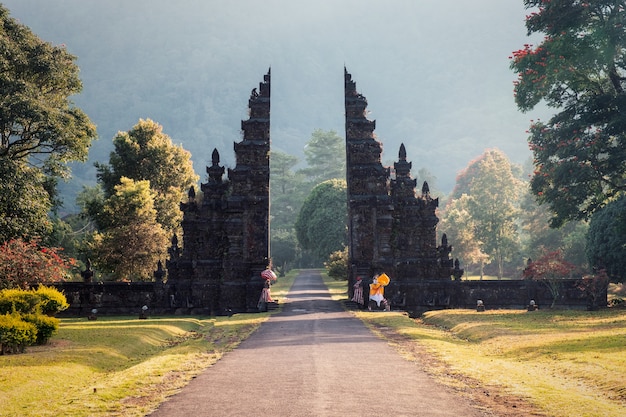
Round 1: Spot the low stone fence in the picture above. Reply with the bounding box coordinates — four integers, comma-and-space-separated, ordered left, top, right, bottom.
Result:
51, 281, 167, 317
50, 277, 603, 318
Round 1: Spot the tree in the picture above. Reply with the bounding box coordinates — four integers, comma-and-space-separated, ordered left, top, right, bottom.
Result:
270, 228, 299, 275
88, 178, 167, 281
270, 150, 308, 231
439, 194, 489, 278
0, 6, 96, 242
299, 129, 346, 185
95, 119, 198, 233
295, 179, 347, 263
586, 195, 626, 282
511, 1, 626, 227
518, 187, 589, 270
0, 5, 96, 191
0, 158, 52, 242
0, 238, 77, 289
449, 149, 524, 278
523, 250, 578, 308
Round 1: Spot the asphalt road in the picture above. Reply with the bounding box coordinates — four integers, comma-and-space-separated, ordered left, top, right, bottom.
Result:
148, 269, 484, 417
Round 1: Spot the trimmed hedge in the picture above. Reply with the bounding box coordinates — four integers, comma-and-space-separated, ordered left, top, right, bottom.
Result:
0, 286, 68, 315
0, 287, 67, 354
22, 314, 60, 345
0, 289, 40, 314
0, 313, 37, 354
34, 286, 69, 315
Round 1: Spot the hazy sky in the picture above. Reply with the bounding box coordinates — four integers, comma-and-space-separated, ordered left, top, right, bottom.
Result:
3, 0, 548, 193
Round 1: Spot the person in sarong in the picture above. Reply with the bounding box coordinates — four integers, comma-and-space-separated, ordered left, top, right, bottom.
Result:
351, 276, 364, 306
258, 268, 276, 311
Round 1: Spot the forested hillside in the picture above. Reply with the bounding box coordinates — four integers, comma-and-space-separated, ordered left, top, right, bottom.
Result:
3, 0, 548, 212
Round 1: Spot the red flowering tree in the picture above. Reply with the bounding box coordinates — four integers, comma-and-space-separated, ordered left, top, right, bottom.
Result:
511, 1, 626, 227
0, 239, 77, 289
523, 250, 577, 308
577, 269, 610, 310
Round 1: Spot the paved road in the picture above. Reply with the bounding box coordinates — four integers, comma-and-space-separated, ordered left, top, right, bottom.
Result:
149, 269, 484, 417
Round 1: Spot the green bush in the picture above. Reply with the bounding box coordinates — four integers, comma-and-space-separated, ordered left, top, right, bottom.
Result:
22, 314, 60, 345
324, 246, 348, 280
0, 313, 37, 354
34, 286, 69, 315
0, 289, 41, 315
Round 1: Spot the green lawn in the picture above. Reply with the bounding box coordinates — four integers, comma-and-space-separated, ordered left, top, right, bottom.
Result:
322, 275, 626, 417
0, 270, 297, 417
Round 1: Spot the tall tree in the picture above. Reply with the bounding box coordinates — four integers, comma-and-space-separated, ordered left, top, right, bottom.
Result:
450, 149, 524, 279
299, 129, 346, 185
0, 158, 52, 242
95, 119, 198, 233
295, 179, 347, 264
88, 178, 167, 281
270, 150, 307, 231
518, 187, 589, 270
0, 5, 96, 241
586, 195, 626, 282
0, 5, 96, 186
511, 1, 626, 227
439, 194, 489, 278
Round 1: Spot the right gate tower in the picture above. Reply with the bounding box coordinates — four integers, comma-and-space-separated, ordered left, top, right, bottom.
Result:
344, 68, 463, 315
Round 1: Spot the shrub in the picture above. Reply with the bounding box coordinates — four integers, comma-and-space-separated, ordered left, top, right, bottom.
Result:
0, 289, 41, 315
0, 238, 77, 289
22, 314, 60, 345
0, 313, 37, 354
35, 286, 69, 315
324, 246, 348, 280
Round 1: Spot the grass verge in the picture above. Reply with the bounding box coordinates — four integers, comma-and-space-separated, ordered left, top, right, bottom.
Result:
0, 270, 298, 417
321, 273, 626, 417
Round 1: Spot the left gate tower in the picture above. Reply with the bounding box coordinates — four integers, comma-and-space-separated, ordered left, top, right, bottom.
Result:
165, 70, 271, 315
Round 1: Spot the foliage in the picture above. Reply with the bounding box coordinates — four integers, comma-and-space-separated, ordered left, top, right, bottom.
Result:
0, 286, 68, 316
0, 289, 40, 314
577, 269, 610, 310
518, 187, 589, 270
21, 313, 59, 345
0, 238, 77, 289
270, 150, 308, 231
0, 158, 53, 242
299, 129, 346, 184
295, 179, 347, 263
270, 228, 299, 274
0, 312, 37, 354
511, 1, 626, 227
446, 149, 523, 278
0, 5, 96, 225
34, 286, 69, 315
523, 250, 578, 307
438, 194, 489, 276
94, 119, 198, 233
586, 195, 626, 282
88, 178, 168, 281
324, 246, 348, 280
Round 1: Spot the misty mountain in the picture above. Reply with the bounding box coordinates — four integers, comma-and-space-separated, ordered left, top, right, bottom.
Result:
3, 0, 550, 212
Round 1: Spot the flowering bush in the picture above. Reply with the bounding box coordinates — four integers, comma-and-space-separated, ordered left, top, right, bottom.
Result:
0, 238, 77, 289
